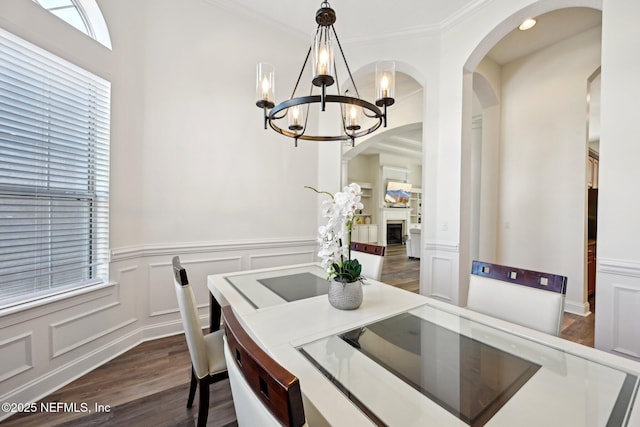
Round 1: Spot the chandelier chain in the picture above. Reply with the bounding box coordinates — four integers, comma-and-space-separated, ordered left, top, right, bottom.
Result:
332, 26, 360, 100
290, 44, 313, 100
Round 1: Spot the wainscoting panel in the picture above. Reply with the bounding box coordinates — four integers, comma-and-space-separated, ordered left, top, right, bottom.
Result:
422, 241, 460, 304
0, 332, 33, 383
148, 256, 242, 317
0, 238, 316, 422
0, 283, 115, 330
429, 256, 455, 302
248, 250, 316, 270
612, 284, 640, 359
595, 258, 640, 361
49, 301, 136, 358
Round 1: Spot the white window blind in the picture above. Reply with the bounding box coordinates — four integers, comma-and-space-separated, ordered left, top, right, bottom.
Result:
0, 28, 110, 308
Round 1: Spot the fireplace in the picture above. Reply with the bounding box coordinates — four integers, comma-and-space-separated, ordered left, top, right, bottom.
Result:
387, 222, 404, 244
380, 208, 411, 246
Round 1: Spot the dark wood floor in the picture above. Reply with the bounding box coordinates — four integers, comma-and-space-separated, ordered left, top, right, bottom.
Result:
4, 244, 594, 426
2, 333, 237, 427
380, 242, 421, 293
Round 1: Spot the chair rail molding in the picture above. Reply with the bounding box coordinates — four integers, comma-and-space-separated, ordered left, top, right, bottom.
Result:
598, 257, 640, 278
110, 237, 317, 262
424, 239, 460, 252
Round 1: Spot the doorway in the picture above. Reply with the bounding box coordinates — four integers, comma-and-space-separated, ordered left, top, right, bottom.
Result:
586, 67, 601, 315
464, 7, 602, 319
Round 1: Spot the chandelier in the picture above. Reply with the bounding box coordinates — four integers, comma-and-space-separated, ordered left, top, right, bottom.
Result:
255, 1, 395, 146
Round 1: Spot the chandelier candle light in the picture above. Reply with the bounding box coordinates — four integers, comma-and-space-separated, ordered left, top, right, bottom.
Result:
256, 1, 395, 147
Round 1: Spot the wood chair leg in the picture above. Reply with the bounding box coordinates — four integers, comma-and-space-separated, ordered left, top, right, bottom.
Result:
197, 376, 210, 427
209, 293, 222, 332
187, 367, 197, 408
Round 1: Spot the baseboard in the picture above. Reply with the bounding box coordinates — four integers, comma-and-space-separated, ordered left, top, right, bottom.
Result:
564, 299, 591, 316
141, 318, 193, 341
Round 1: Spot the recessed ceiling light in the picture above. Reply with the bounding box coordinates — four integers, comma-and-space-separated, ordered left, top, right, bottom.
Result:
519, 18, 537, 31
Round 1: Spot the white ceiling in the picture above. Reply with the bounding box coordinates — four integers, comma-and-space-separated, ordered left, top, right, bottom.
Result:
486, 8, 602, 65
342, 122, 423, 164
213, 0, 484, 42
226, 1, 602, 160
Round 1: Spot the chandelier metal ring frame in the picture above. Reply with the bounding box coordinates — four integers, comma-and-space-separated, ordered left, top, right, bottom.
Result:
267, 95, 384, 142
255, 1, 395, 146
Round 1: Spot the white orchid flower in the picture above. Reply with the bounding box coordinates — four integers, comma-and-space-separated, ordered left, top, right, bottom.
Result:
308, 182, 364, 279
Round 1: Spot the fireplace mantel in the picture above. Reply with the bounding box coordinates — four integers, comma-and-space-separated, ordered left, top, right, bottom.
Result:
380, 207, 411, 246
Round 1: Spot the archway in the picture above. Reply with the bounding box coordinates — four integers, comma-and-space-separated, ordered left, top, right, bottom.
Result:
460, 4, 602, 318
341, 63, 425, 293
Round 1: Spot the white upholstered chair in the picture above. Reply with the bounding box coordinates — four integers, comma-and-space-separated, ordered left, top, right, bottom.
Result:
466, 260, 568, 336
222, 305, 306, 427
349, 242, 386, 281
172, 256, 228, 427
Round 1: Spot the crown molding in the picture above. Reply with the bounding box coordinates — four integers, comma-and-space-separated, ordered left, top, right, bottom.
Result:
439, 0, 493, 32
205, 0, 491, 45
202, 0, 307, 40
334, 0, 492, 44
342, 24, 441, 45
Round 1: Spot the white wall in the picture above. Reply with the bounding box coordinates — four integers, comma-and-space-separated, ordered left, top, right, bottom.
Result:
497, 26, 601, 314
0, 0, 320, 415
136, 0, 319, 245
348, 155, 379, 185
594, 0, 640, 358
474, 59, 502, 264
379, 155, 423, 187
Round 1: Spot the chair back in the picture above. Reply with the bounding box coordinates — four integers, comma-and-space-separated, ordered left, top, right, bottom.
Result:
467, 260, 568, 336
222, 306, 305, 427
172, 256, 209, 378
350, 242, 386, 281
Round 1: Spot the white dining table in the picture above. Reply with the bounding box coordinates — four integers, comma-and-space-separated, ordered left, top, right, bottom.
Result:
208, 263, 640, 427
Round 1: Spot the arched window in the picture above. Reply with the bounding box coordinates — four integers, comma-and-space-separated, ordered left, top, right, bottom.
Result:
32, 0, 111, 49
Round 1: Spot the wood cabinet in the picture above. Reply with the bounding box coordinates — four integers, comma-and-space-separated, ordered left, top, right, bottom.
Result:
352, 224, 378, 244
588, 151, 599, 189
586, 149, 598, 297
587, 241, 596, 297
